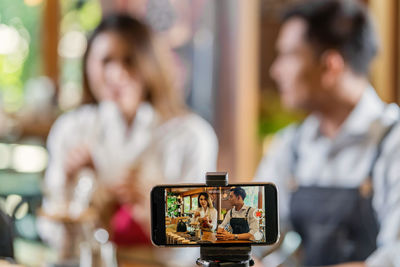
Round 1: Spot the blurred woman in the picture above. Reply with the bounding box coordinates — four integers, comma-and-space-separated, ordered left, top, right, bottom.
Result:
40, 14, 218, 248
193, 192, 217, 231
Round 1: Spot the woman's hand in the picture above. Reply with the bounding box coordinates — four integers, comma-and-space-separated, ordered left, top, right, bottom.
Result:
108, 168, 151, 234
202, 217, 213, 229
108, 168, 145, 205
194, 211, 201, 218
64, 145, 94, 180
198, 216, 211, 225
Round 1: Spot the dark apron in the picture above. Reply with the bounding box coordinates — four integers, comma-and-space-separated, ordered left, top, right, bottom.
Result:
289, 123, 395, 266
230, 207, 251, 234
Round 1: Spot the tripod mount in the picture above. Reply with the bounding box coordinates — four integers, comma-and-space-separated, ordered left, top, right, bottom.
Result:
196, 172, 254, 267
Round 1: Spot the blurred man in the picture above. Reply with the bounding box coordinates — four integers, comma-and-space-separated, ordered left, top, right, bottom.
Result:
255, 0, 400, 266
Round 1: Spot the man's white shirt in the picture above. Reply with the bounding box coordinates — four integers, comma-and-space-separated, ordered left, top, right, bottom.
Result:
255, 87, 400, 265
219, 205, 259, 236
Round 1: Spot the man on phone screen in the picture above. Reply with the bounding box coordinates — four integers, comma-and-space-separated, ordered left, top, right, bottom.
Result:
216, 187, 259, 241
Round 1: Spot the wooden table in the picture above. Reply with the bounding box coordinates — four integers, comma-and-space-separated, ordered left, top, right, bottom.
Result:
201, 232, 251, 244
117, 247, 166, 267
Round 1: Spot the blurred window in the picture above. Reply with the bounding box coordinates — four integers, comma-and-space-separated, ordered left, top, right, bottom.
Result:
183, 196, 191, 213
0, 0, 43, 113
191, 196, 198, 210
58, 0, 101, 111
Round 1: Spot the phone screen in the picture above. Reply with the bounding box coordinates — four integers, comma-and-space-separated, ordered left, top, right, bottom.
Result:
151, 183, 278, 246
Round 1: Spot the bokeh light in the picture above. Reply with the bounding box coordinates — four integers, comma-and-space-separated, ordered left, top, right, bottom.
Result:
24, 76, 55, 110
0, 24, 20, 55
58, 30, 87, 59
0, 143, 11, 169
24, 0, 43, 7
59, 81, 82, 110
5, 194, 22, 217
0, 1, 42, 113
14, 201, 29, 220
94, 228, 109, 244
12, 144, 48, 173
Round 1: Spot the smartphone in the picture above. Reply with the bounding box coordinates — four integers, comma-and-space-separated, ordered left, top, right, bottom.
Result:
151, 183, 278, 246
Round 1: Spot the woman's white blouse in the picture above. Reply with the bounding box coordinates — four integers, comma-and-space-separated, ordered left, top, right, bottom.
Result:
42, 101, 218, 214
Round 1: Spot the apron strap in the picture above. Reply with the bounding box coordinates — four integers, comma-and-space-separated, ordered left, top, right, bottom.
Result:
245, 207, 251, 220
230, 207, 251, 221
367, 122, 397, 177
359, 122, 398, 198
290, 123, 303, 176
290, 121, 397, 183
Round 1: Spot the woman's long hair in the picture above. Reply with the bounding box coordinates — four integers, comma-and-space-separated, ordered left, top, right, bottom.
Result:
198, 192, 214, 209
82, 14, 187, 120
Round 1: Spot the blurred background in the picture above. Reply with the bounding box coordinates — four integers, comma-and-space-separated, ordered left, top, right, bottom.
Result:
0, 0, 398, 265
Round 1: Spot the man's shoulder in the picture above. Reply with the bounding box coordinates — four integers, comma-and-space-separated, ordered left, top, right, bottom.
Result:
261, 123, 300, 153
379, 103, 400, 125
242, 206, 257, 218
275, 122, 301, 139
242, 205, 254, 212
378, 104, 400, 150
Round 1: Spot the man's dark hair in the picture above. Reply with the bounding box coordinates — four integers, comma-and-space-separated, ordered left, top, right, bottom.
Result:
230, 187, 246, 201
283, 0, 378, 75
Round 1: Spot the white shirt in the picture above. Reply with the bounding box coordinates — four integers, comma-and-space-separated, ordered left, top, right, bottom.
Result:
42, 101, 218, 214
255, 88, 400, 265
193, 207, 218, 231
219, 205, 259, 236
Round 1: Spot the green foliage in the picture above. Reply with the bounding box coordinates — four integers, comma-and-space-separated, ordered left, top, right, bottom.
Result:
59, 0, 101, 110
0, 0, 101, 112
79, 0, 101, 31
191, 197, 198, 210
243, 186, 258, 208
0, 0, 42, 112
60, 0, 101, 32
258, 89, 305, 138
166, 193, 181, 217
183, 196, 191, 213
